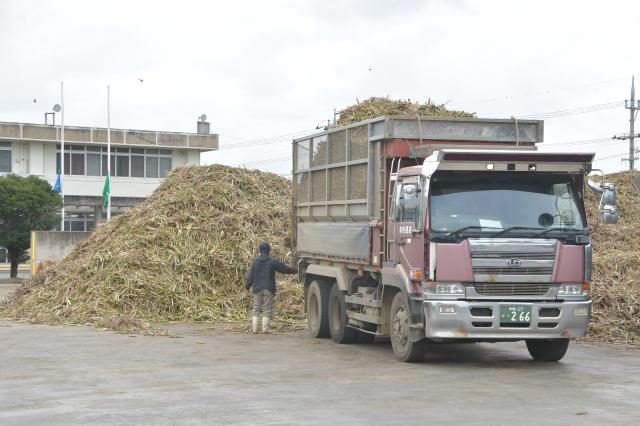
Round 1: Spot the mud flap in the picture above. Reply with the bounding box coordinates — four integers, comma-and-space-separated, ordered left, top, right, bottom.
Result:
408, 296, 426, 342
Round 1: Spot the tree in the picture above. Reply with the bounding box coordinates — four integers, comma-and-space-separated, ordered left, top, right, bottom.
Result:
0, 174, 62, 278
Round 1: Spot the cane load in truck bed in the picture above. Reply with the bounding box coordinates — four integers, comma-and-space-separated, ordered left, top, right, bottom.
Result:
292, 116, 544, 265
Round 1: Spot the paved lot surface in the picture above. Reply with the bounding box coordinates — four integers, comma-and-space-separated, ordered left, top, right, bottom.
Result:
0, 282, 21, 301
0, 322, 638, 425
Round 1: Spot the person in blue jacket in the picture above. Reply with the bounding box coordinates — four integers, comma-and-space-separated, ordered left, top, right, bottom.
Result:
245, 242, 297, 333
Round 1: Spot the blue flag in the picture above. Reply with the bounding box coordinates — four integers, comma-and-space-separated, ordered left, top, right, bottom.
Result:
53, 174, 61, 193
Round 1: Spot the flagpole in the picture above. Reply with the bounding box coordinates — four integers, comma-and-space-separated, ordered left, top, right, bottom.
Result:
107, 85, 111, 221
60, 81, 65, 231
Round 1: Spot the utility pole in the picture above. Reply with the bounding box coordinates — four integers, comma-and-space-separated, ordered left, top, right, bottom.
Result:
614, 76, 640, 170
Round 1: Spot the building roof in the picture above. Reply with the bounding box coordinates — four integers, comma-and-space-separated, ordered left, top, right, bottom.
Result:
0, 121, 218, 151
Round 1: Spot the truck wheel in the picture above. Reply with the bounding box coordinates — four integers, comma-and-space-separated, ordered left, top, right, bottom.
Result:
526, 339, 570, 362
328, 282, 358, 344
390, 292, 426, 362
307, 280, 330, 338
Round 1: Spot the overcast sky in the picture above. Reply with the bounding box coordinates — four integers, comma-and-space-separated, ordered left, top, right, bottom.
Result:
1, 0, 638, 175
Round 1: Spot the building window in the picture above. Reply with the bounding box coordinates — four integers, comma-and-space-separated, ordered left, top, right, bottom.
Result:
145, 156, 158, 178
57, 145, 172, 178
0, 142, 11, 173
87, 149, 101, 176
131, 152, 144, 177
116, 149, 129, 177
53, 212, 95, 232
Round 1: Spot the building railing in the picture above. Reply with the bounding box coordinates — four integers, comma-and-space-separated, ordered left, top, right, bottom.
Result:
0, 121, 218, 150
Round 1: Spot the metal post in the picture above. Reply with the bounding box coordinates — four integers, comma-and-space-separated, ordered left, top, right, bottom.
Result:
60, 81, 65, 231
107, 85, 111, 221
629, 76, 636, 170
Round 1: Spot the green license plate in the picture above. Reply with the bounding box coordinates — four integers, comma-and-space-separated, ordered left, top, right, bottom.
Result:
500, 305, 532, 323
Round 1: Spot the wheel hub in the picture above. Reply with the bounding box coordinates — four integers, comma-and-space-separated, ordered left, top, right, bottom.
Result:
393, 307, 409, 346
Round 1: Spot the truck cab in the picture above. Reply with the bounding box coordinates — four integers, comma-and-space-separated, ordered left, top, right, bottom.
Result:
385, 150, 608, 361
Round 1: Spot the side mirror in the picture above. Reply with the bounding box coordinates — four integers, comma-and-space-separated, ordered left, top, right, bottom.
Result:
602, 187, 616, 205
589, 170, 619, 225
600, 205, 619, 224
599, 184, 618, 224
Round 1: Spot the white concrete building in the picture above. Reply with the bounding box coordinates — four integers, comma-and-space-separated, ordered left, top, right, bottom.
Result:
0, 120, 218, 231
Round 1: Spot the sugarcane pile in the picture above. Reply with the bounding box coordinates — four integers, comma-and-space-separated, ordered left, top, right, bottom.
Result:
586, 170, 640, 345
0, 165, 303, 332
337, 96, 475, 126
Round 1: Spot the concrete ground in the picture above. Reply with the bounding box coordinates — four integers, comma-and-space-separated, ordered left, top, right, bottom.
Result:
0, 280, 21, 301
0, 321, 638, 425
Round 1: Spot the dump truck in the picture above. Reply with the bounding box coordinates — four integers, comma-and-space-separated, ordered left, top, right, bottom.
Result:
292, 115, 618, 362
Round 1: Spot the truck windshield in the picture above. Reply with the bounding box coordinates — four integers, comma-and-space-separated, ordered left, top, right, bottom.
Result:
429, 172, 585, 235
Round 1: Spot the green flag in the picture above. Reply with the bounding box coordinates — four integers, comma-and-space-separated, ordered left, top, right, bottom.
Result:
102, 175, 110, 208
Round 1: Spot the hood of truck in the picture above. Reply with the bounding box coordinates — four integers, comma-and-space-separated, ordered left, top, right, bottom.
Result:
433, 238, 585, 284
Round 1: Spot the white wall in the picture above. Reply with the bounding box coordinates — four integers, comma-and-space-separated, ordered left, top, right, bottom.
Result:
187, 150, 200, 165
28, 142, 45, 175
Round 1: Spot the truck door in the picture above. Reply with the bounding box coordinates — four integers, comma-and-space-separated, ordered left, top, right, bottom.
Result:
388, 177, 425, 273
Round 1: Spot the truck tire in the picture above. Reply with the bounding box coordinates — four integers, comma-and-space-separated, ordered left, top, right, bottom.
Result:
328, 282, 358, 344
526, 338, 570, 362
307, 280, 330, 338
390, 292, 426, 362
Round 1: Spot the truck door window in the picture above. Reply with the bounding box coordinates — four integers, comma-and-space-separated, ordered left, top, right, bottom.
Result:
393, 182, 422, 229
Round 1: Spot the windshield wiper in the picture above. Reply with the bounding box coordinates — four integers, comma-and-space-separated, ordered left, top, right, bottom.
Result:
491, 226, 545, 237
534, 227, 584, 238
444, 225, 501, 238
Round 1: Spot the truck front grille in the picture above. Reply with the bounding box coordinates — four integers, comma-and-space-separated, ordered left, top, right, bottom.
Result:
474, 283, 550, 296
469, 238, 557, 284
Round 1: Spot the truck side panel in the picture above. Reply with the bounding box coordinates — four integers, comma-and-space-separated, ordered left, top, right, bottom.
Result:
297, 222, 371, 263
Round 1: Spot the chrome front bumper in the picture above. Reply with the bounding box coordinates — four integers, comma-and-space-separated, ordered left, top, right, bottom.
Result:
423, 300, 592, 340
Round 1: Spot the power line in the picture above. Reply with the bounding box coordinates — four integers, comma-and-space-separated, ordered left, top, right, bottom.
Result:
217, 128, 317, 150
516, 101, 624, 120
244, 155, 290, 166
595, 152, 628, 161
544, 137, 611, 148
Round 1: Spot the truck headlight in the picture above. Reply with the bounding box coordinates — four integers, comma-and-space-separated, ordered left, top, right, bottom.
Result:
424, 282, 465, 295
558, 283, 589, 296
